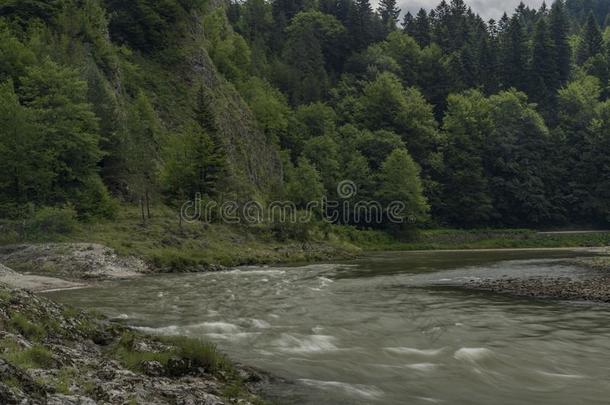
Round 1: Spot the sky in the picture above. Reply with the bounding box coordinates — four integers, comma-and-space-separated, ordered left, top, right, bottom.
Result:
394, 0, 545, 20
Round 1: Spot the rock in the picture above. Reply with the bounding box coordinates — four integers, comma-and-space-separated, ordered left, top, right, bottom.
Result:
0, 382, 23, 405
166, 357, 191, 377
46, 394, 96, 405
0, 284, 264, 405
0, 243, 150, 282
141, 360, 165, 377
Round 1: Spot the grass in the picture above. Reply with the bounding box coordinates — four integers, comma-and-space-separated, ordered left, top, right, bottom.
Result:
3, 203, 609, 275
112, 331, 230, 376
338, 227, 610, 251
0, 290, 13, 301
49, 368, 77, 395
2, 344, 55, 369
9, 313, 46, 341
0, 203, 360, 270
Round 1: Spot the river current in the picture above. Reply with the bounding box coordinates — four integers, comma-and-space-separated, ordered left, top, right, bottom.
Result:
47, 250, 610, 404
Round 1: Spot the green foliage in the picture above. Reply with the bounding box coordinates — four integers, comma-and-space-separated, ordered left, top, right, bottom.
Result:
359, 72, 440, 172
282, 10, 347, 103
376, 148, 429, 225
239, 77, 290, 144
3, 345, 55, 369
113, 331, 229, 376
29, 206, 79, 235
578, 11, 604, 64
9, 313, 46, 341
0, 80, 51, 216
205, 8, 252, 82
284, 156, 325, 208
439, 90, 493, 226
486, 90, 556, 225
3, 0, 610, 237
104, 0, 193, 52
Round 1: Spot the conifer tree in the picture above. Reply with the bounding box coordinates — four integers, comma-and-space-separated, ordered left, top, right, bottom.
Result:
578, 11, 604, 63
549, 0, 572, 85
530, 18, 559, 109
377, 0, 400, 33
194, 85, 226, 196
412, 8, 431, 46
501, 16, 529, 91
347, 0, 374, 51
401, 11, 414, 33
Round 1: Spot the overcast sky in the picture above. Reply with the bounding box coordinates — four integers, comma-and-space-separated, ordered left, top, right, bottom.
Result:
393, 0, 545, 20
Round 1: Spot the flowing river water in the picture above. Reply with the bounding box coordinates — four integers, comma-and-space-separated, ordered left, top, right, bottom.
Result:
46, 250, 610, 404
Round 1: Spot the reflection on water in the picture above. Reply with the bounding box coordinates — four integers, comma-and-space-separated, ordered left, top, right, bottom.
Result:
46, 250, 610, 404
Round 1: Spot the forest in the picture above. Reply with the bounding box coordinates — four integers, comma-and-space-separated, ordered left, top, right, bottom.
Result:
1, 0, 610, 233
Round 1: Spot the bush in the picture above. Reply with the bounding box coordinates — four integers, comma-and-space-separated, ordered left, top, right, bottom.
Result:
6, 345, 55, 369
113, 331, 229, 376
29, 206, 78, 235
9, 313, 45, 341
71, 175, 118, 220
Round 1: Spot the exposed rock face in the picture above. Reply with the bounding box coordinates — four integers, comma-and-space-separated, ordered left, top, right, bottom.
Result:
0, 244, 150, 281
0, 286, 264, 404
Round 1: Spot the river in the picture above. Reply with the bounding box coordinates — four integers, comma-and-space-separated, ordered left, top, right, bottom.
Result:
45, 250, 610, 404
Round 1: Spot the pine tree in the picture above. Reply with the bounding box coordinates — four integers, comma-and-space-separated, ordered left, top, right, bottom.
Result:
401, 11, 414, 33
549, 0, 572, 85
346, 0, 374, 51
377, 0, 400, 33
530, 18, 559, 109
194, 85, 226, 196
413, 8, 431, 46
501, 16, 529, 91
447, 0, 468, 52
578, 11, 604, 63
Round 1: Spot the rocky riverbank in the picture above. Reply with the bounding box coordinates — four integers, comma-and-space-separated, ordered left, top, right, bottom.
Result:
0, 244, 151, 281
0, 284, 268, 404
463, 255, 610, 303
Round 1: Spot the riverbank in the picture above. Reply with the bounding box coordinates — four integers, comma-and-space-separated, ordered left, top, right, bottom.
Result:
4, 205, 610, 275
456, 254, 610, 303
0, 205, 361, 273
0, 284, 268, 404
342, 228, 610, 251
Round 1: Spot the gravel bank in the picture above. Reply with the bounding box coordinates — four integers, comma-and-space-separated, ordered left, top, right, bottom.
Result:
463, 255, 610, 302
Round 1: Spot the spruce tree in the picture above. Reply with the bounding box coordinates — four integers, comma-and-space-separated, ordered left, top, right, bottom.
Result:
401, 11, 414, 33
550, 0, 572, 85
377, 0, 400, 33
578, 11, 604, 64
530, 18, 559, 109
346, 0, 374, 51
501, 16, 529, 91
194, 85, 226, 197
413, 8, 431, 46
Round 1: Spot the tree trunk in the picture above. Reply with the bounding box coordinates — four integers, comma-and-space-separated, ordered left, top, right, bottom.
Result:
146, 190, 151, 219
140, 197, 146, 226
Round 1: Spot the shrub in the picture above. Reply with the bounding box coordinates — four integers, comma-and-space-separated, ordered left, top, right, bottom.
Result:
29, 206, 78, 235
9, 313, 45, 341
113, 331, 229, 376
4, 345, 55, 369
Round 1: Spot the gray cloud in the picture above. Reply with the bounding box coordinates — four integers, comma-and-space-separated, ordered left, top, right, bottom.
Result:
388, 0, 546, 21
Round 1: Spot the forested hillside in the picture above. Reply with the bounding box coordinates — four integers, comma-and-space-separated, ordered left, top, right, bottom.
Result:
1, 0, 610, 232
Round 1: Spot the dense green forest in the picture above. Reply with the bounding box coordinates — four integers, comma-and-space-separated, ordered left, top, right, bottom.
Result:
1, 0, 610, 233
